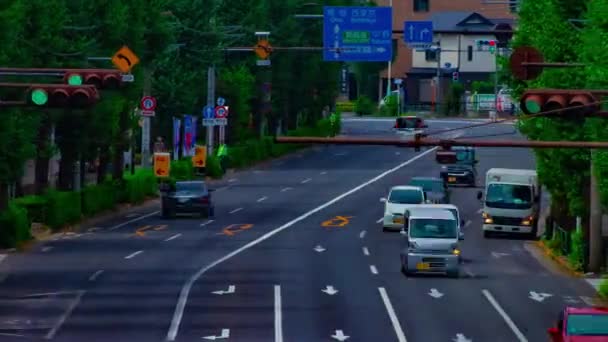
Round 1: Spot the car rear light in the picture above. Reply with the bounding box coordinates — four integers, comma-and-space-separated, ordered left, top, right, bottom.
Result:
394, 123, 398, 128
200, 196, 209, 203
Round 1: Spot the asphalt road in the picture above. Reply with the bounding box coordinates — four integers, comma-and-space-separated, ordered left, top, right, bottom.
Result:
0, 117, 598, 342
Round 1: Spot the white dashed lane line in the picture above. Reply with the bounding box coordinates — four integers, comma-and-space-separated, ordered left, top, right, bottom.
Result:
229, 208, 243, 214
281, 187, 292, 192
165, 234, 182, 242
125, 251, 143, 259
370, 265, 379, 275
301, 178, 312, 184
257, 196, 268, 202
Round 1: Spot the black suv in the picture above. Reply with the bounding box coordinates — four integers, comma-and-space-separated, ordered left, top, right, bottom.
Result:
439, 147, 478, 187
161, 181, 215, 218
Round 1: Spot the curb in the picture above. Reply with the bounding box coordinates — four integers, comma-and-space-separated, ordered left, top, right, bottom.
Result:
535, 240, 584, 277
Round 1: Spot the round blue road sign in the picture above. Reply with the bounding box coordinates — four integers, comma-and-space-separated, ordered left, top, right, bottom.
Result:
216, 97, 226, 106
203, 105, 214, 119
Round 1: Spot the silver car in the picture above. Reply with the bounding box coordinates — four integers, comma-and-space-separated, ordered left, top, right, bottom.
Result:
400, 207, 464, 278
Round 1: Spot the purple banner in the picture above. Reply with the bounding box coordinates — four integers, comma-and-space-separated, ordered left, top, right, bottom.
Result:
182, 115, 195, 157
172, 117, 181, 160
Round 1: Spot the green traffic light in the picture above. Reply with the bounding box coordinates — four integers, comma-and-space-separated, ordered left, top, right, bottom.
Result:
525, 99, 542, 113
31, 89, 48, 105
67, 74, 83, 85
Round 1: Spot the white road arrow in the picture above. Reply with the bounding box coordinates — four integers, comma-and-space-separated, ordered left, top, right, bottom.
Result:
331, 330, 350, 341
322, 285, 339, 295
212, 285, 235, 295
408, 25, 415, 40
334, 24, 340, 34
453, 333, 472, 342
529, 291, 552, 302
202, 329, 230, 340
420, 28, 430, 40
314, 245, 326, 253
428, 288, 444, 299
491, 252, 510, 258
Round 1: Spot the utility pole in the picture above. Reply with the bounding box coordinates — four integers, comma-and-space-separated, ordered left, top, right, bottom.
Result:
141, 67, 152, 168
206, 65, 216, 156
589, 151, 603, 272
435, 44, 442, 114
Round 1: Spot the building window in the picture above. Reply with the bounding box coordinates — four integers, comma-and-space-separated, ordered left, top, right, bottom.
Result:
414, 0, 429, 12
467, 46, 473, 61
509, 0, 518, 13
425, 49, 437, 62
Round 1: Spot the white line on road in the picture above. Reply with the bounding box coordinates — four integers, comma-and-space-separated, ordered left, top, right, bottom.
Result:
370, 265, 379, 274
200, 220, 214, 227
477, 208, 483, 214
89, 270, 104, 281
360, 230, 367, 238
45, 290, 85, 339
165, 233, 182, 242
281, 187, 292, 192
376, 217, 383, 223
301, 178, 312, 184
362, 247, 370, 256
229, 208, 243, 214
482, 289, 528, 341
124, 251, 143, 259
165, 147, 438, 340
320, 171, 327, 175
257, 196, 268, 202
228, 178, 238, 183
378, 287, 407, 342
0, 254, 6, 265
41, 246, 53, 252
274, 285, 283, 342
464, 220, 471, 228
109, 211, 159, 231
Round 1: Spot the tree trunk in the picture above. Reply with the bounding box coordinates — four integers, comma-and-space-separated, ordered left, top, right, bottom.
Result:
34, 115, 51, 194
97, 145, 110, 184
0, 183, 8, 212
112, 109, 128, 181
58, 156, 74, 190
80, 156, 86, 187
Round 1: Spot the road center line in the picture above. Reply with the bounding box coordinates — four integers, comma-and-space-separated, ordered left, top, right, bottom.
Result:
165, 234, 182, 242
362, 247, 370, 256
88, 270, 104, 281
257, 196, 268, 202
125, 250, 143, 259
301, 178, 312, 184
320, 171, 327, 175
378, 287, 408, 342
200, 220, 214, 227
281, 187, 292, 192
482, 289, 528, 341
359, 230, 367, 238
376, 217, 383, 223
45, 290, 85, 339
370, 265, 379, 274
109, 211, 160, 231
274, 285, 283, 342
165, 147, 438, 340
229, 208, 243, 214
464, 220, 471, 227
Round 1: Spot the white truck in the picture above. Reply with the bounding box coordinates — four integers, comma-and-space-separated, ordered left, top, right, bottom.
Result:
477, 168, 540, 238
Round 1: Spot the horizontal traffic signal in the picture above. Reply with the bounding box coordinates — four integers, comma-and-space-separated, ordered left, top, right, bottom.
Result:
520, 89, 600, 116
476, 39, 497, 54
63, 69, 123, 89
27, 84, 100, 108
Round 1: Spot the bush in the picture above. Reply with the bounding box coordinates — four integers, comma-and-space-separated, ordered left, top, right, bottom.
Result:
82, 181, 117, 217
336, 101, 355, 112
121, 169, 157, 204
379, 94, 398, 116
45, 190, 82, 230
599, 278, 608, 299
568, 228, 584, 271
0, 203, 31, 248
354, 96, 375, 116
12, 195, 47, 223
206, 155, 224, 179
171, 159, 195, 181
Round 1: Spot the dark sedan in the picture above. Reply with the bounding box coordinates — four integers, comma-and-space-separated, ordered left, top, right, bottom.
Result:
408, 177, 451, 204
161, 181, 215, 218
439, 146, 478, 187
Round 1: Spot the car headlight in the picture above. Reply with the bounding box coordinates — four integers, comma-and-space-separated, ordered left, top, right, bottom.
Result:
521, 216, 533, 225
482, 212, 493, 224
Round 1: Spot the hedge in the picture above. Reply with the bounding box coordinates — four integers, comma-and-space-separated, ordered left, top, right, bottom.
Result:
0, 203, 30, 248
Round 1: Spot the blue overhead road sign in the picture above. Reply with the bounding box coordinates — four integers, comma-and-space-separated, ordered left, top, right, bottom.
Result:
323, 6, 392, 62
403, 21, 433, 45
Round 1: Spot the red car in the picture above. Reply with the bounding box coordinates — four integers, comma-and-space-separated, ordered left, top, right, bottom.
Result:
548, 306, 608, 341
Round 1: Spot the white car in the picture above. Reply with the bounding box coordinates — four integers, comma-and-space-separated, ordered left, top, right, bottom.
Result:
380, 185, 426, 231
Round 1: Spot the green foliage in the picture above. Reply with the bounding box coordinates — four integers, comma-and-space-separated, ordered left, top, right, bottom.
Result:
0, 203, 31, 248
82, 182, 117, 217
471, 80, 494, 93
170, 159, 195, 181
45, 190, 82, 230
355, 96, 376, 116
442, 82, 465, 116
217, 65, 256, 143
379, 94, 399, 116
336, 101, 355, 112
120, 169, 157, 204
568, 228, 585, 271
599, 277, 608, 299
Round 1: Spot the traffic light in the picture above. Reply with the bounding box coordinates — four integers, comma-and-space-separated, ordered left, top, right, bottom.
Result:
452, 71, 459, 82
63, 69, 123, 89
27, 84, 100, 108
476, 39, 497, 54
520, 89, 600, 116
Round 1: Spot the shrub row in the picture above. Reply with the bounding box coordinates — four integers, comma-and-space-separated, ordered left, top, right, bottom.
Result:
336, 101, 355, 112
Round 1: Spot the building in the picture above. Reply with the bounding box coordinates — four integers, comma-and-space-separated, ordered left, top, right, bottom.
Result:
375, 0, 516, 105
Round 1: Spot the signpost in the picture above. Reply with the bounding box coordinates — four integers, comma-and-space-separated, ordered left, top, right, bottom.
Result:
203, 105, 214, 119
403, 21, 434, 48
192, 145, 207, 168
322, 6, 392, 62
111, 45, 140, 73
202, 105, 229, 127
140, 95, 157, 117
153, 152, 170, 178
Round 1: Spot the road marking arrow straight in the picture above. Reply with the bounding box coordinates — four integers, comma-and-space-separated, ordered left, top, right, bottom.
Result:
453, 333, 473, 342
314, 245, 326, 253
202, 329, 230, 340
331, 330, 349, 341
322, 286, 338, 295
212, 285, 235, 295
529, 291, 552, 302
428, 288, 444, 298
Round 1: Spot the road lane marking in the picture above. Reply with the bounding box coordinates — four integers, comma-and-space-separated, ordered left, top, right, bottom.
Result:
376, 217, 383, 223
89, 270, 104, 281
482, 289, 528, 341
228, 178, 237, 183
125, 251, 143, 259
257, 196, 268, 202
229, 208, 243, 214
166, 147, 438, 340
217, 224, 253, 236
320, 171, 327, 175
370, 265, 378, 274
362, 247, 370, 256
301, 178, 312, 184
274, 285, 283, 342
154, 224, 168, 231
125, 213, 139, 218
45, 290, 85, 339
109, 211, 160, 231
464, 220, 471, 227
41, 246, 53, 252
165, 234, 182, 241
477, 208, 483, 214
200, 220, 214, 227
359, 230, 367, 238
281, 187, 292, 192
378, 287, 407, 342
321, 216, 352, 228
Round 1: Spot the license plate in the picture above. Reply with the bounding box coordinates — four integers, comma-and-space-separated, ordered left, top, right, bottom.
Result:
448, 177, 456, 182
393, 217, 404, 224
416, 262, 430, 270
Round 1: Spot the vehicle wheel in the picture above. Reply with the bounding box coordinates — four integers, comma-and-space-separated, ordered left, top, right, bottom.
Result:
483, 231, 491, 238
162, 209, 173, 219
382, 226, 388, 232
209, 206, 215, 218
201, 209, 209, 218
447, 269, 459, 278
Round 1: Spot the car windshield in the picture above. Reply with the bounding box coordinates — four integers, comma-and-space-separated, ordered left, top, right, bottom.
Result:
485, 184, 532, 209
447, 209, 459, 223
175, 182, 207, 193
455, 150, 474, 163
388, 189, 424, 204
396, 118, 418, 129
409, 218, 458, 239
566, 314, 608, 335
409, 179, 444, 193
